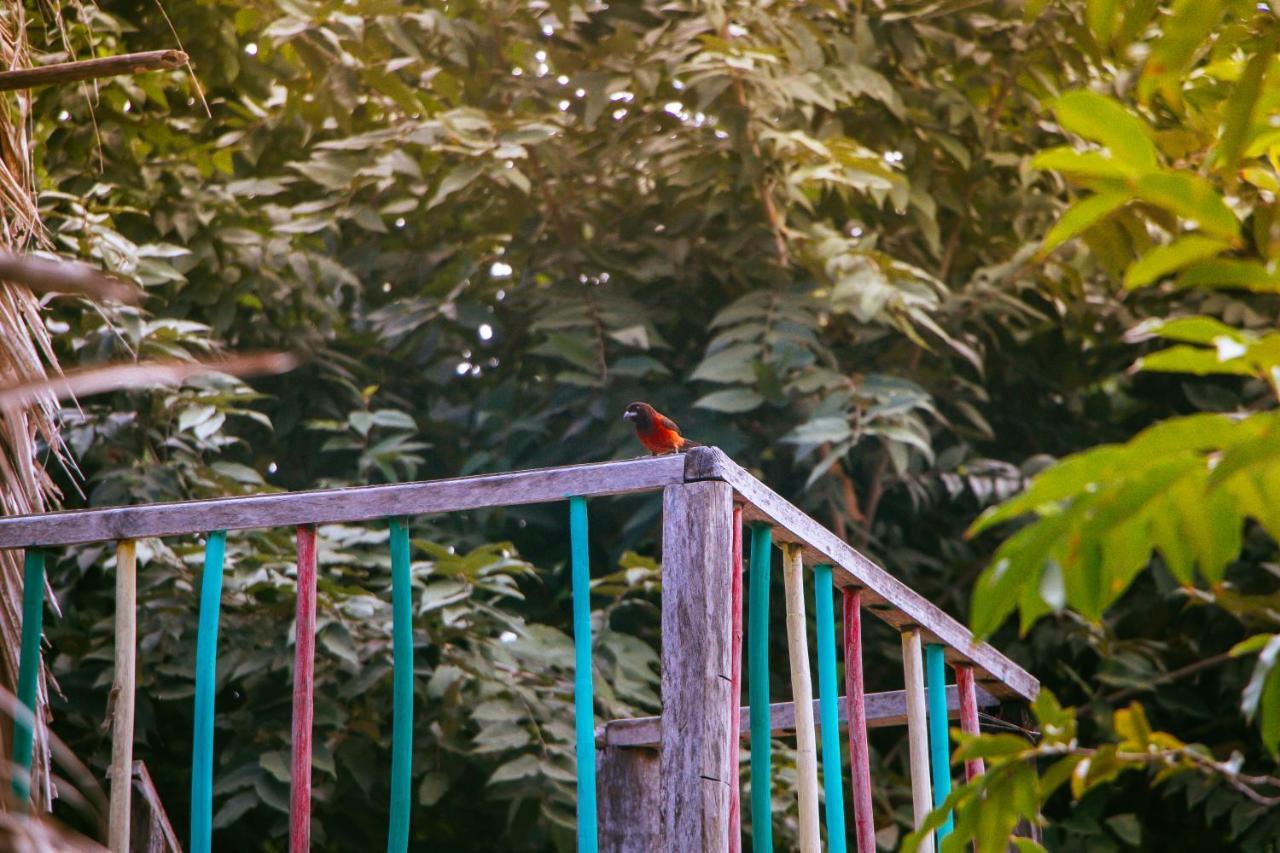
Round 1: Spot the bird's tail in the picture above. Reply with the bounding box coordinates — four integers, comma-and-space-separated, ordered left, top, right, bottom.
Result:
679, 438, 703, 451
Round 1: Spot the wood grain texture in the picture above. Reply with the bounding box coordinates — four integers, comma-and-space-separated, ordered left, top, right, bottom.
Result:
597, 745, 659, 853
109, 540, 138, 853
684, 448, 1038, 702
728, 506, 744, 853
844, 590, 876, 853
0, 455, 686, 548
290, 526, 317, 853
901, 630, 935, 853
782, 546, 820, 853
955, 666, 985, 782
600, 684, 998, 749
660, 481, 734, 853
130, 761, 183, 853
0, 50, 188, 91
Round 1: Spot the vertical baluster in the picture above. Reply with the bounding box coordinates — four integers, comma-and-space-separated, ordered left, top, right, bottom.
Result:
843, 590, 876, 853
954, 666, 985, 783
569, 496, 598, 853
11, 548, 45, 805
747, 524, 772, 853
813, 566, 846, 853
901, 629, 934, 853
728, 505, 744, 853
782, 546, 820, 852
387, 518, 412, 853
191, 530, 227, 853
291, 525, 318, 853
108, 540, 137, 851
924, 644, 954, 843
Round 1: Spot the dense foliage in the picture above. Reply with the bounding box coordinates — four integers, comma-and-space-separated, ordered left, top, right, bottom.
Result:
16, 0, 1280, 848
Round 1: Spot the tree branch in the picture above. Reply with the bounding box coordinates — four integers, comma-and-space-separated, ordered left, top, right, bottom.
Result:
0, 50, 188, 92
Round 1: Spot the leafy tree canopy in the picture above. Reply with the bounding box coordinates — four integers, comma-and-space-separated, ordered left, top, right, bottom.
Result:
17, 0, 1280, 848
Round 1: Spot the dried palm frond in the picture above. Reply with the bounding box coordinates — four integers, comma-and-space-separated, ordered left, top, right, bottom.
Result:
0, 351, 301, 410
0, 3, 65, 814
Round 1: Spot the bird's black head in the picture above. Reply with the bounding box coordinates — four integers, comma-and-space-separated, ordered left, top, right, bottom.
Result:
622, 401, 655, 427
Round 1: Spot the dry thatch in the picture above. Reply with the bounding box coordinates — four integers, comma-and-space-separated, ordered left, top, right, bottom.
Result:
0, 4, 66, 814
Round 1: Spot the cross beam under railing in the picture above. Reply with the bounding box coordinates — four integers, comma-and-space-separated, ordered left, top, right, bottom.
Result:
0, 447, 1037, 702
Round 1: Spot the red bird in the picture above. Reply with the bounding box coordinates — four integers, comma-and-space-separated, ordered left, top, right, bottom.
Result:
623, 402, 702, 455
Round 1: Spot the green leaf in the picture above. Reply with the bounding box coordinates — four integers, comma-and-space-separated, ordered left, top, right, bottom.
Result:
1039, 191, 1130, 256
1133, 345, 1257, 377
1051, 91, 1158, 170
694, 388, 765, 413
1177, 259, 1280, 292
1032, 146, 1134, 181
1123, 236, 1230, 288
1134, 172, 1240, 241
782, 416, 852, 445
1106, 813, 1142, 846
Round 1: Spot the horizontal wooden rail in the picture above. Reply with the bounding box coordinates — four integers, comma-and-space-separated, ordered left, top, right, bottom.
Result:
0, 455, 686, 548
599, 684, 999, 749
0, 447, 1037, 701
685, 448, 1039, 702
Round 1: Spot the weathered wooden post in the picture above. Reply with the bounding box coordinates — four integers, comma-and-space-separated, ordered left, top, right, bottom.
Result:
660, 480, 735, 852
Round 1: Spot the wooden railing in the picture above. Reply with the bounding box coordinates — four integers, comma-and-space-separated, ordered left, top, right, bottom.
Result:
0, 447, 1036, 853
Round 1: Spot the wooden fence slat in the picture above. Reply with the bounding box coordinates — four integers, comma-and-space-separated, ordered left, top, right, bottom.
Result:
191, 530, 227, 853
728, 505, 744, 853
109, 540, 138, 852
290, 526, 318, 853
11, 548, 45, 804
747, 524, 773, 853
387, 518, 413, 853
955, 666, 985, 782
660, 482, 734, 853
844, 590, 876, 853
925, 643, 954, 842
814, 566, 846, 853
782, 546, 820, 852
570, 497, 599, 853
901, 630, 934, 853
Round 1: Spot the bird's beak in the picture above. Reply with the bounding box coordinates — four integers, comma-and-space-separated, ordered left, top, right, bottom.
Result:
622, 411, 635, 421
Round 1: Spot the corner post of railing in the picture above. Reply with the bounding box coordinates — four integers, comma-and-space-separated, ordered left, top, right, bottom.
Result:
658, 478, 735, 852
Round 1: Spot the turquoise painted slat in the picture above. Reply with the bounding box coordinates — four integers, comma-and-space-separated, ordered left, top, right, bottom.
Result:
924, 643, 954, 841
748, 524, 773, 853
569, 496, 598, 853
388, 518, 413, 853
814, 565, 847, 853
191, 530, 227, 853
11, 549, 45, 805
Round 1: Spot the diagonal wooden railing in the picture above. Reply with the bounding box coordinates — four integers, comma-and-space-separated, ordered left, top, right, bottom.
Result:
0, 447, 1035, 853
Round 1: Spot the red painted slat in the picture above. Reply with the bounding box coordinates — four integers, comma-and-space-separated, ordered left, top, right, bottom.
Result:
290, 525, 318, 853
727, 505, 744, 853
955, 666, 985, 782
844, 589, 876, 853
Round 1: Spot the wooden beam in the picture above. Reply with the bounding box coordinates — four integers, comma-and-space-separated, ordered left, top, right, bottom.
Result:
0, 50, 188, 92
660, 481, 734, 853
684, 448, 1039, 702
130, 761, 182, 853
597, 745, 659, 853
599, 684, 998, 749
782, 545, 820, 852
0, 455, 686, 548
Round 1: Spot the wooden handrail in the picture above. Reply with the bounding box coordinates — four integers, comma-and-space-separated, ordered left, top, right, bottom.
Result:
0, 447, 1038, 700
